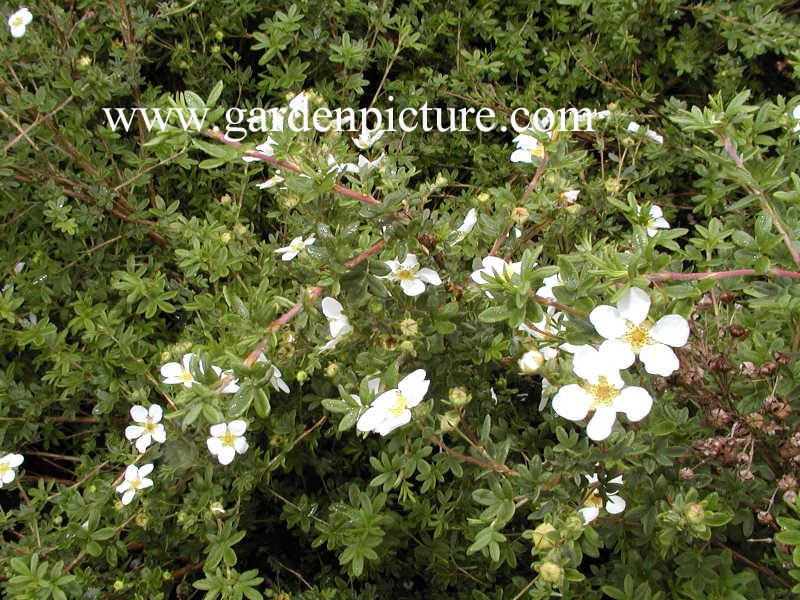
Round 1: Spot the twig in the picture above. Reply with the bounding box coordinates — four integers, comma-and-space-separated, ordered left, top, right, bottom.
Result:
644, 267, 800, 281
430, 435, 516, 475
712, 539, 791, 589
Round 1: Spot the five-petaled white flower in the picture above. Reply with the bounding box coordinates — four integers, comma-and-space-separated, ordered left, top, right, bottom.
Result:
125, 405, 167, 453
353, 128, 384, 149
579, 474, 626, 524
382, 254, 441, 297
510, 133, 545, 163
639, 204, 670, 237
115, 463, 154, 505
470, 256, 522, 298
8, 7, 32, 38
0, 453, 23, 487
589, 287, 689, 377
255, 353, 290, 393
160, 353, 199, 388
356, 369, 430, 436
275, 235, 315, 261
207, 420, 249, 465
321, 297, 352, 350
552, 346, 653, 441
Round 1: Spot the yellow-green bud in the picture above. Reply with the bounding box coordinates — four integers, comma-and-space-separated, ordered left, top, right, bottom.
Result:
510, 206, 529, 225
220, 193, 232, 204
295, 370, 308, 384
531, 523, 558, 551
214, 30, 225, 42
220, 232, 231, 244
77, 55, 92, 69
399, 318, 419, 337
604, 177, 622, 194
269, 434, 284, 448
476, 192, 490, 204
439, 410, 461, 432
135, 513, 149, 528
685, 503, 705, 525
538, 561, 563, 584
449, 387, 471, 407
398, 340, 416, 355
325, 363, 339, 377
518, 350, 544, 374
52, 515, 63, 526
113, 580, 125, 592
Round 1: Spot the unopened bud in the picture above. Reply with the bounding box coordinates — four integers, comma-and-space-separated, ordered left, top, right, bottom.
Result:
538, 561, 563, 584
324, 363, 339, 377
399, 318, 418, 337
510, 206, 529, 225
679, 467, 695, 481
439, 410, 461, 432
519, 349, 544, 374
685, 503, 705, 525
449, 387, 471, 407
531, 523, 558, 551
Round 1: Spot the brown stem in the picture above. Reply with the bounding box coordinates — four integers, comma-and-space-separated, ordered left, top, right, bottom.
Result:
644, 267, 800, 281
430, 435, 516, 475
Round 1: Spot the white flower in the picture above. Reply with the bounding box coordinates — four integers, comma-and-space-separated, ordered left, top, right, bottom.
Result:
552, 346, 653, 441
357, 154, 383, 170
321, 297, 352, 350
457, 208, 478, 235
257, 172, 285, 189
115, 464, 154, 505
382, 254, 441, 297
356, 369, 430, 435
470, 256, 522, 298
326, 154, 359, 175
8, 7, 32, 38
626, 121, 641, 133
124, 405, 167, 453
210, 366, 240, 394
645, 129, 664, 144
13, 262, 25, 274
559, 189, 580, 204
0, 453, 23, 487
519, 350, 544, 374
640, 204, 670, 237
243, 136, 278, 162
353, 128, 384, 149
589, 287, 689, 377
207, 421, 249, 465
255, 353, 290, 393
510, 133, 545, 163
160, 353, 199, 388
579, 474, 626, 524
274, 235, 315, 261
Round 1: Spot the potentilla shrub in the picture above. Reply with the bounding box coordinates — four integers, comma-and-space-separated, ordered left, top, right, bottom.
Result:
1, 1, 800, 599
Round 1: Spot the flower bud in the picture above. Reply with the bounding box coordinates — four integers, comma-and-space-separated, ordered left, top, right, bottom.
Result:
439, 410, 461, 432
538, 561, 563, 584
449, 387, 471, 407
295, 370, 308, 384
220, 231, 231, 243
399, 318, 419, 337
113, 581, 125, 592
518, 350, 544, 374
324, 363, 339, 377
604, 177, 622, 194
531, 523, 558, 551
685, 503, 705, 525
510, 206, 529, 225
398, 340, 416, 355
135, 513, 149, 528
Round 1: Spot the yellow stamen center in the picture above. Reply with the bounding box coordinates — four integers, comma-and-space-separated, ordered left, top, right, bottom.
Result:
290, 239, 306, 252
585, 490, 603, 508
220, 431, 235, 447
0, 462, 8, 475
623, 323, 652, 352
130, 477, 142, 490
587, 376, 619, 409
389, 392, 409, 417
179, 370, 194, 382
395, 266, 418, 281
144, 418, 157, 434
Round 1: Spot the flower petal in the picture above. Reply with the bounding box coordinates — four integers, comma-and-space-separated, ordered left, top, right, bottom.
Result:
121, 490, 135, 505
207, 437, 222, 455
400, 278, 426, 297
217, 446, 236, 465
135, 435, 151, 454
552, 384, 592, 421
596, 340, 636, 371
321, 297, 343, 318
125, 425, 145, 441
589, 305, 627, 340
375, 411, 411, 436
639, 343, 680, 376
130, 405, 148, 423
617, 288, 651, 325
579, 506, 600, 524
209, 423, 227, 437
228, 420, 247, 436
356, 406, 384, 433
138, 464, 154, 478
398, 370, 429, 405
586, 406, 618, 441
606, 495, 626, 514
650, 315, 689, 348
614, 386, 653, 422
